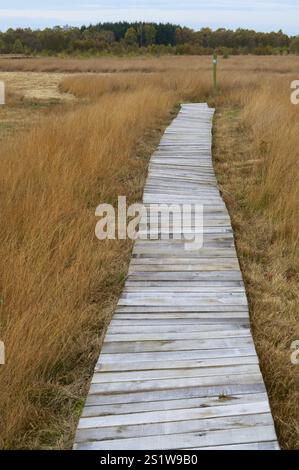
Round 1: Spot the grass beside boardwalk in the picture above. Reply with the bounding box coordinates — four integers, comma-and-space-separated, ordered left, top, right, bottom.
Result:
213, 107, 299, 450
0, 82, 179, 449
0, 58, 298, 449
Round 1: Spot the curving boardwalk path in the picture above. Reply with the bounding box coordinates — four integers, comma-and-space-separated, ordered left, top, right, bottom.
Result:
74, 103, 279, 450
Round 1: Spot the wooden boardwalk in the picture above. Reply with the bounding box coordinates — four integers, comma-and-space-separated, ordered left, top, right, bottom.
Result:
74, 103, 279, 450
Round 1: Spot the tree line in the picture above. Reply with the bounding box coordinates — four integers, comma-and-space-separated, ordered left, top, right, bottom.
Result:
0, 22, 299, 56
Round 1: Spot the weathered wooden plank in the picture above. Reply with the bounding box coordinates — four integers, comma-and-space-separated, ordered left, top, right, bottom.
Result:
128, 264, 239, 273
82, 392, 267, 417
85, 383, 267, 407
89, 373, 263, 396
115, 305, 249, 311
112, 315, 249, 323
78, 401, 270, 430
76, 414, 274, 443
99, 345, 256, 367
107, 322, 250, 334
92, 364, 259, 384
97, 355, 258, 372
105, 329, 251, 342
76, 413, 273, 443
101, 337, 254, 354
123, 287, 244, 294
74, 425, 277, 450
187, 442, 280, 450
110, 318, 250, 327
99, 347, 257, 364
127, 271, 243, 281
118, 297, 247, 306
125, 281, 244, 287
130, 257, 238, 265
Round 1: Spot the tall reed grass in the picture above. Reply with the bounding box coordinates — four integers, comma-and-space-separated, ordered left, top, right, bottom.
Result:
0, 81, 179, 448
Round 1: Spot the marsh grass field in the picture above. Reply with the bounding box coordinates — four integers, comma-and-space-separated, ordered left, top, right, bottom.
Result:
0, 55, 298, 449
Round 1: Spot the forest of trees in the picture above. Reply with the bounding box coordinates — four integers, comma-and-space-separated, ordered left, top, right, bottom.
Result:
0, 22, 298, 56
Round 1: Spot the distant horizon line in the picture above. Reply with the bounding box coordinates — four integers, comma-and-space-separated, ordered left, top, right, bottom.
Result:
0, 22, 296, 36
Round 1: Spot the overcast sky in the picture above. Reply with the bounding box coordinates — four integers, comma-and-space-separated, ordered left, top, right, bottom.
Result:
0, 0, 298, 34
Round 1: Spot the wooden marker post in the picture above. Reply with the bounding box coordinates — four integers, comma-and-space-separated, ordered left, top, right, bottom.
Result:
0, 81, 5, 105
213, 52, 218, 90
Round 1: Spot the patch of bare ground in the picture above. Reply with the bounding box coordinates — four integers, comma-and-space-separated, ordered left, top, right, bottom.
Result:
0, 72, 75, 139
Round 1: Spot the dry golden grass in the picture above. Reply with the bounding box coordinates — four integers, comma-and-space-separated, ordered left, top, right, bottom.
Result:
59, 71, 212, 102
211, 76, 299, 450
1, 54, 299, 74
0, 56, 298, 449
0, 82, 179, 448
